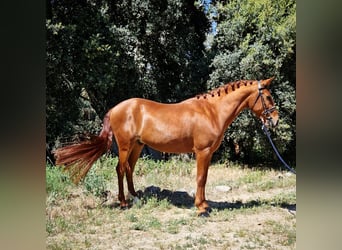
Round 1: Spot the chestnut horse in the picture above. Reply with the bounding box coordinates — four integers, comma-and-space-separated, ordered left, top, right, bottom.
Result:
54, 78, 279, 216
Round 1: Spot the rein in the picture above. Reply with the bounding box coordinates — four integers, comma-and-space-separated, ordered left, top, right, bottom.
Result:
261, 124, 296, 174
253, 81, 296, 174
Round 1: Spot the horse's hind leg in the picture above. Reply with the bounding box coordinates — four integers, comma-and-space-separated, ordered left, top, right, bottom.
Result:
116, 148, 131, 208
126, 142, 144, 197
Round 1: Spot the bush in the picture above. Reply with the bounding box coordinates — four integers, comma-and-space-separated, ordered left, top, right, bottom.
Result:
46, 164, 72, 198
208, 0, 296, 166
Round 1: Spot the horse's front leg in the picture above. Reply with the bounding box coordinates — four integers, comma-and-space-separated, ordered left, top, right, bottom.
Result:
194, 149, 213, 216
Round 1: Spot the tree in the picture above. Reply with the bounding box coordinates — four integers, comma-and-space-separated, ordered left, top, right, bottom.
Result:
46, 0, 210, 150
207, 0, 296, 165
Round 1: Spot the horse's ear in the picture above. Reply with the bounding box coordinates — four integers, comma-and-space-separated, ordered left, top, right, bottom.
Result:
264, 77, 275, 87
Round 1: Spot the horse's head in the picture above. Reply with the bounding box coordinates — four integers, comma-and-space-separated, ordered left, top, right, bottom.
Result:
249, 77, 279, 128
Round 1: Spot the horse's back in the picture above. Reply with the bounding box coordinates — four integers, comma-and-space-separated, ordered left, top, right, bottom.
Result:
108, 98, 198, 152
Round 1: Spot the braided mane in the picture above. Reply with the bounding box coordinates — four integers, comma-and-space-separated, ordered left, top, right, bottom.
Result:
196, 80, 256, 99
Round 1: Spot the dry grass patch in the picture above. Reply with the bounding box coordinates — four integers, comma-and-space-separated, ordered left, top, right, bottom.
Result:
46, 156, 296, 249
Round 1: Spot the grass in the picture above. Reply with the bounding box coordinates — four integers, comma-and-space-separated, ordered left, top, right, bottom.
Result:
46, 164, 73, 198
46, 155, 296, 249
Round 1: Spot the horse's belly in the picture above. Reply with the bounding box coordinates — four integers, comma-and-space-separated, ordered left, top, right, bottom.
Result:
141, 137, 194, 153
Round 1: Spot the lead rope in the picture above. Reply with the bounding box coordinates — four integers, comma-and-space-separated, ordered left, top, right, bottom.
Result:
262, 124, 296, 174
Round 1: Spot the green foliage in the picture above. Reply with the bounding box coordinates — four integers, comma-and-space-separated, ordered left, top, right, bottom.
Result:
82, 155, 117, 197
46, 164, 72, 198
209, 0, 296, 165
82, 168, 107, 197
46, 0, 210, 149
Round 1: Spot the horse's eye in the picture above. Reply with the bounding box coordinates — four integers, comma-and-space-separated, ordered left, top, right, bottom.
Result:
266, 96, 272, 101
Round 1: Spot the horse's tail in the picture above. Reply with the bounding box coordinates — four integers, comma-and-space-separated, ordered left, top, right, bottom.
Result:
53, 111, 113, 184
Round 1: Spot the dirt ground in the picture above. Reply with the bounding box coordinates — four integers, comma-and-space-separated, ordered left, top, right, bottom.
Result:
46, 162, 296, 249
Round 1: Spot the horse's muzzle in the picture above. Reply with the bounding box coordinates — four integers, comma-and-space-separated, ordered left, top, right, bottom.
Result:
261, 115, 278, 128
267, 116, 279, 128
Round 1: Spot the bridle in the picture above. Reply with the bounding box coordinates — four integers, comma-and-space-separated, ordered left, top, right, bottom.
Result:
252, 81, 277, 126
253, 81, 296, 174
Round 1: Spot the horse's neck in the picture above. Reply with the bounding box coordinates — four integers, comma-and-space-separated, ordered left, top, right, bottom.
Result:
212, 87, 254, 129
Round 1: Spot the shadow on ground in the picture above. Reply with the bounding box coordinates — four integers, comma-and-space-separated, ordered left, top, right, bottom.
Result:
136, 185, 296, 213
101, 185, 295, 214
